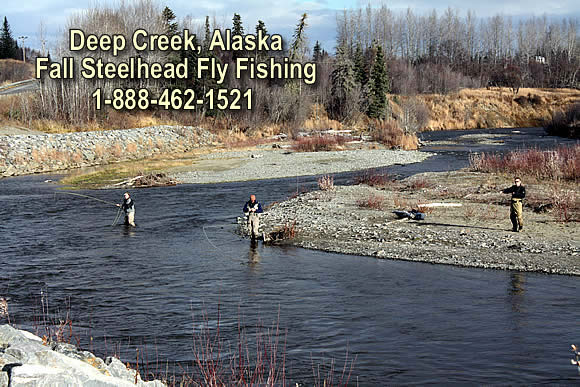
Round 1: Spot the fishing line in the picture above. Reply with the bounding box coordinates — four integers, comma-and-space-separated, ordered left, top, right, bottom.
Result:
111, 207, 123, 227
201, 223, 247, 253
55, 191, 118, 207
202, 225, 220, 250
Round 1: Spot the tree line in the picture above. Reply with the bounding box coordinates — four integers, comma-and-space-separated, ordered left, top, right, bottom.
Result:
21, 1, 580, 133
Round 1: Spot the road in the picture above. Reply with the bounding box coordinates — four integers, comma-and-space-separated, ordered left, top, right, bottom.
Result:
0, 79, 39, 96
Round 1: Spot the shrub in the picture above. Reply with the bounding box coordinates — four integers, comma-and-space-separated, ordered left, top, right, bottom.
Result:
292, 135, 347, 152
355, 169, 396, 187
407, 177, 432, 190
317, 175, 334, 191
369, 119, 418, 150
551, 186, 577, 222
398, 98, 430, 134
356, 194, 385, 210
469, 144, 580, 181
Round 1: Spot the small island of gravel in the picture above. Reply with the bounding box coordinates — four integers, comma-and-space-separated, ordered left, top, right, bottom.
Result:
171, 148, 432, 184
256, 170, 579, 276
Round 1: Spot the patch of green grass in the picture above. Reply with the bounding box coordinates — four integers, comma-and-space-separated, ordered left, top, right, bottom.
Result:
60, 157, 198, 189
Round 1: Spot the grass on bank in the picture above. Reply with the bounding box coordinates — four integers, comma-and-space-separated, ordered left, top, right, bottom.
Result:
60, 156, 201, 189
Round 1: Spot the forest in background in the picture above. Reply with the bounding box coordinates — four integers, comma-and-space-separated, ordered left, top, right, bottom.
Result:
0, 1, 578, 142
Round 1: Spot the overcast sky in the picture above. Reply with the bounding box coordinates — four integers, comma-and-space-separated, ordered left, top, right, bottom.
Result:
3, 0, 580, 54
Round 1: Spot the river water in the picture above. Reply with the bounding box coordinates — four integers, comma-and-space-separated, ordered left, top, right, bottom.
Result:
1, 128, 578, 384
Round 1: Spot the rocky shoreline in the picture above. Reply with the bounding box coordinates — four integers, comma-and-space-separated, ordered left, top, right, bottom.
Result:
0, 325, 164, 386
0, 125, 216, 177
257, 173, 579, 276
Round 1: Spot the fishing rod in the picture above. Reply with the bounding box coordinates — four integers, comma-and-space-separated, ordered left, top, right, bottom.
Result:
55, 191, 118, 207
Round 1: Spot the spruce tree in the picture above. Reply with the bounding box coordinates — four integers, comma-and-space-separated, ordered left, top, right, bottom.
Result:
329, 45, 356, 121
232, 14, 244, 36
161, 7, 180, 66
353, 43, 368, 86
203, 16, 211, 51
0, 17, 17, 59
255, 20, 267, 36
290, 13, 308, 62
367, 45, 389, 119
313, 41, 322, 62
255, 20, 267, 60
161, 7, 178, 36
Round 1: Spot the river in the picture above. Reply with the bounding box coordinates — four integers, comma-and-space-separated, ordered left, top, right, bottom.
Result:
0, 127, 578, 384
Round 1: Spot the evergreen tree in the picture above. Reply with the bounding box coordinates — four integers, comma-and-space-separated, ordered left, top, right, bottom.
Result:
353, 43, 368, 86
313, 41, 322, 62
290, 13, 308, 62
203, 16, 211, 51
0, 17, 17, 59
254, 20, 268, 60
255, 20, 267, 36
161, 7, 180, 66
232, 13, 244, 36
367, 45, 390, 119
161, 7, 178, 35
328, 45, 357, 121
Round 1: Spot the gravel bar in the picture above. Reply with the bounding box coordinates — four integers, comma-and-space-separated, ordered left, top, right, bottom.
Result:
174, 148, 432, 184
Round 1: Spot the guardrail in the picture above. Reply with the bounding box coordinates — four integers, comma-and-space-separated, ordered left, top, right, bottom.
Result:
0, 79, 38, 93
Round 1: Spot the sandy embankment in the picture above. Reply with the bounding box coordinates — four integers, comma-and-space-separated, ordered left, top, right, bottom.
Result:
257, 171, 579, 276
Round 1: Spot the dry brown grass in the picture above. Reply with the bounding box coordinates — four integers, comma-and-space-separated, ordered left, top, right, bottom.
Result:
417, 87, 580, 130
303, 103, 343, 131
0, 59, 34, 84
368, 119, 419, 150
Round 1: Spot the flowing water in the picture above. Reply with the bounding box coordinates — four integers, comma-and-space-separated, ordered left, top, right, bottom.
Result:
1, 128, 578, 384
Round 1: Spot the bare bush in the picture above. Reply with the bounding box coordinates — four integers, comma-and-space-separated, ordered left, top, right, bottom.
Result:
398, 98, 430, 134
357, 194, 385, 210
469, 145, 580, 181
317, 174, 334, 191
292, 135, 347, 152
369, 119, 418, 149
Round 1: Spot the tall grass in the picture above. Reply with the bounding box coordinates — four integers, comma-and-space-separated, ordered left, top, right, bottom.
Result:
469, 144, 579, 181
369, 119, 419, 150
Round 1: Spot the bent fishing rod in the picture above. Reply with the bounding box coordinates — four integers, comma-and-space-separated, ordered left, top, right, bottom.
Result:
54, 191, 118, 207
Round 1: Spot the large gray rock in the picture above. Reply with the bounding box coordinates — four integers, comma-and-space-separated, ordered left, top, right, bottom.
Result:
0, 325, 165, 386
0, 371, 8, 387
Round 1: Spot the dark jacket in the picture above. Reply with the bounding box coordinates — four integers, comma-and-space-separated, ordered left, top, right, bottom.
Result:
503, 185, 526, 199
121, 198, 135, 213
243, 200, 263, 214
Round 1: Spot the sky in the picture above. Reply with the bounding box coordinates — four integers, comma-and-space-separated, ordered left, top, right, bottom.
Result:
3, 0, 580, 54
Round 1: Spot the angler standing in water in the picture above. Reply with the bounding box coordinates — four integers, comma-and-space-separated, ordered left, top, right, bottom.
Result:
243, 194, 263, 240
117, 192, 136, 227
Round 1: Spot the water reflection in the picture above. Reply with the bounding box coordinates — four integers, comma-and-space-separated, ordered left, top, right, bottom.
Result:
248, 239, 260, 265
508, 272, 526, 313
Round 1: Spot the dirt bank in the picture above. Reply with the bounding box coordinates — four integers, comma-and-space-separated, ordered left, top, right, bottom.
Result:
412, 87, 580, 130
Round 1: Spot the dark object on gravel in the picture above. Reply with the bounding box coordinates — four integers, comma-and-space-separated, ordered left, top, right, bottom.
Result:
534, 203, 553, 213
393, 210, 426, 220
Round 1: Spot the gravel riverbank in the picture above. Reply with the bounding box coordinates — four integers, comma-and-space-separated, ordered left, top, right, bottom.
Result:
257, 172, 579, 276
173, 148, 432, 184
0, 125, 216, 176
